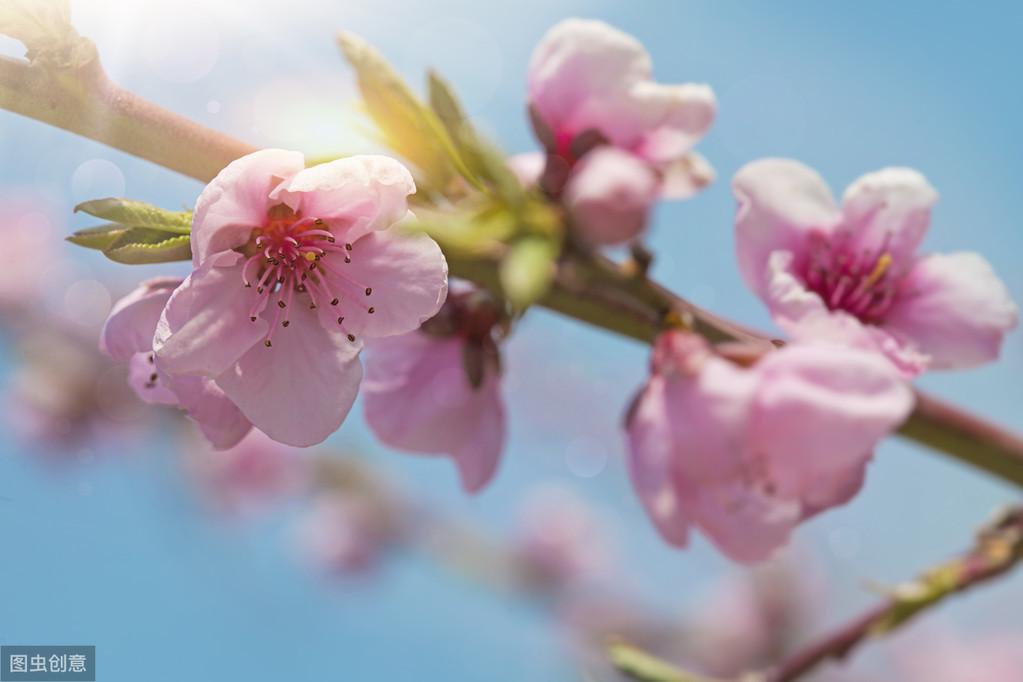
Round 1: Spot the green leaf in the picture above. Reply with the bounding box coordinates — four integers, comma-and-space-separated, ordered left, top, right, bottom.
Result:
427, 71, 522, 202
74, 198, 192, 233
66, 223, 132, 251
499, 236, 557, 310
337, 31, 468, 192
103, 228, 192, 264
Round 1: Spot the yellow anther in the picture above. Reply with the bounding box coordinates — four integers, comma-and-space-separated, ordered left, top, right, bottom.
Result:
864, 253, 893, 287
304, 251, 317, 262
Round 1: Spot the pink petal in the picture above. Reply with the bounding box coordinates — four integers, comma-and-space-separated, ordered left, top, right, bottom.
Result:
529, 19, 652, 141
507, 152, 545, 187
660, 151, 715, 200
101, 277, 182, 361
192, 149, 305, 265
321, 230, 448, 339
272, 155, 416, 244
215, 302, 362, 447
127, 351, 178, 405
625, 378, 691, 547
563, 147, 659, 246
762, 250, 829, 322
884, 252, 1019, 369
528, 19, 714, 159
840, 167, 937, 263
363, 333, 505, 492
732, 158, 840, 299
154, 251, 268, 377
168, 374, 252, 450
683, 478, 801, 564
748, 344, 914, 510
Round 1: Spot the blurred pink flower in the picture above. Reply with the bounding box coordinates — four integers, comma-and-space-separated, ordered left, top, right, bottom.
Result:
514, 485, 613, 588
733, 159, 1018, 374
185, 428, 307, 516
362, 290, 506, 492
102, 277, 252, 449
562, 148, 660, 246
295, 494, 393, 575
528, 18, 716, 201
625, 331, 913, 563
151, 150, 448, 447
0, 191, 65, 311
895, 630, 1023, 682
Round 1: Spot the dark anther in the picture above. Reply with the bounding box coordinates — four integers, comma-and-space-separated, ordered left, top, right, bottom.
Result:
264, 340, 272, 348
250, 316, 257, 322
149, 373, 158, 383
277, 300, 287, 309
337, 316, 345, 324
282, 320, 290, 328
148, 354, 155, 364
330, 297, 339, 306
344, 256, 351, 264
345, 243, 353, 251
256, 287, 264, 294
368, 307, 375, 314
244, 283, 252, 288
364, 287, 372, 296
314, 218, 324, 225
347, 334, 356, 342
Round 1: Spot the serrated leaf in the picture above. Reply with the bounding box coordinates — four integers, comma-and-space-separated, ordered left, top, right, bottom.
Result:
74, 198, 192, 233
337, 31, 470, 192
427, 71, 522, 202
499, 236, 557, 310
104, 228, 192, 264
66, 223, 131, 251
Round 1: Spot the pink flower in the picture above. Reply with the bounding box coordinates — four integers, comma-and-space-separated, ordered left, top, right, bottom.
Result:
733, 159, 1018, 374
102, 277, 252, 448
625, 331, 913, 563
295, 494, 394, 575
562, 148, 660, 246
0, 190, 65, 310
514, 485, 613, 588
895, 630, 1023, 682
362, 291, 506, 492
152, 150, 448, 447
528, 18, 716, 200
184, 428, 307, 516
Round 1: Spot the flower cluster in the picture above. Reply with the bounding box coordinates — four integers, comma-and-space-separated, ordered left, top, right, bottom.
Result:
94, 17, 1018, 565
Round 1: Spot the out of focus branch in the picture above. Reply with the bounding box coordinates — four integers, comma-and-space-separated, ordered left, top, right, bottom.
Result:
1, 25, 1023, 489
607, 506, 1023, 682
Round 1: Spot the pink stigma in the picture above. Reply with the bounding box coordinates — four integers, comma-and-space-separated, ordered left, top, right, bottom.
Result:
800, 233, 898, 324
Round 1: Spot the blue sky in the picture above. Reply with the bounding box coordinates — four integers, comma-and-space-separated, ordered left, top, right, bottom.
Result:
1, 2, 1021, 680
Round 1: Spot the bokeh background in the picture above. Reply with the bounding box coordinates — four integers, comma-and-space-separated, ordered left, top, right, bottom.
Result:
1, 1, 1021, 680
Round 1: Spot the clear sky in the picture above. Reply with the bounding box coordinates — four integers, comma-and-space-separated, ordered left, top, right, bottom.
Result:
1, 1, 1021, 680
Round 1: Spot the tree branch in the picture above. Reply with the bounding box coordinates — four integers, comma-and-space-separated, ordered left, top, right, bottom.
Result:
2, 44, 1022, 489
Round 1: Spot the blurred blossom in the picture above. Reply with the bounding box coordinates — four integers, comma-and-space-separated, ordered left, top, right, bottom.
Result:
528, 18, 716, 208
562, 147, 659, 246
153, 151, 447, 447
626, 330, 913, 563
6, 329, 142, 452
892, 629, 1023, 682
363, 289, 507, 492
70, 158, 125, 204
183, 429, 307, 517
513, 485, 613, 589
734, 159, 1018, 375
0, 191, 66, 312
686, 561, 818, 677
294, 493, 395, 576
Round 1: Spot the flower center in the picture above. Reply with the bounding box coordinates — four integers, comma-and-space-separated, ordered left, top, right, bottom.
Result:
800, 233, 898, 324
240, 204, 374, 347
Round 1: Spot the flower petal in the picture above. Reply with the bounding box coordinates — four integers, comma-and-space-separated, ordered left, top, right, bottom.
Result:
154, 251, 268, 377
660, 151, 715, 200
528, 19, 652, 143
749, 344, 914, 510
215, 303, 362, 447
127, 351, 178, 405
841, 167, 937, 263
272, 155, 416, 243
507, 152, 546, 187
192, 149, 304, 265
564, 147, 659, 246
322, 230, 448, 339
625, 378, 691, 547
684, 478, 801, 564
101, 277, 182, 361
884, 252, 1019, 369
168, 374, 252, 449
630, 81, 717, 162
733, 159, 840, 299
363, 334, 506, 492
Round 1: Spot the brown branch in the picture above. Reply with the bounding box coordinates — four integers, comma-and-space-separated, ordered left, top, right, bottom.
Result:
1, 36, 1022, 489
